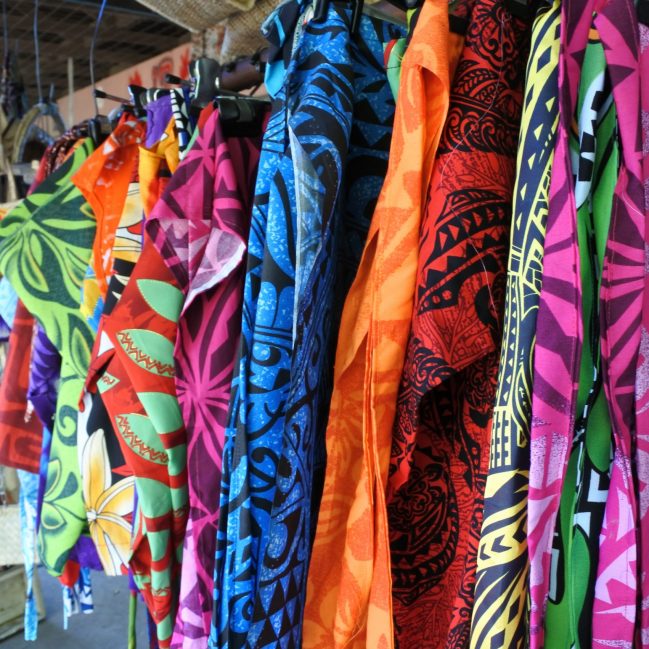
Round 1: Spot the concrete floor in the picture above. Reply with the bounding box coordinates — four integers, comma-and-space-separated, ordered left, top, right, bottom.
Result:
1, 568, 149, 648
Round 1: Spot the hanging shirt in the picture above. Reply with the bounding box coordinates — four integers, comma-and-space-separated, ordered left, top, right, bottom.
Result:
543, 32, 616, 649
74, 118, 147, 582
211, 2, 404, 646
93, 235, 186, 649
0, 140, 96, 574
146, 110, 264, 648
386, 0, 528, 645
527, 0, 642, 645
590, 1, 642, 646
0, 172, 70, 476
469, 3, 560, 646
72, 115, 145, 312
302, 0, 456, 646
84, 121, 183, 648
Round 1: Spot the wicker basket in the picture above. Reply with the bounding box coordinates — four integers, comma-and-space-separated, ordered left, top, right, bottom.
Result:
220, 0, 281, 61
135, 0, 257, 31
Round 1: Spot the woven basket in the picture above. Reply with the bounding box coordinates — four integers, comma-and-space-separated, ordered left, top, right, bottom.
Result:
135, 0, 257, 32
220, 0, 282, 61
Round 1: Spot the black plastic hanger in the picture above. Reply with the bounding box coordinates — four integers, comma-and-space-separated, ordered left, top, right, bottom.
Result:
314, 0, 365, 34
190, 58, 222, 109
127, 84, 169, 115
213, 91, 270, 137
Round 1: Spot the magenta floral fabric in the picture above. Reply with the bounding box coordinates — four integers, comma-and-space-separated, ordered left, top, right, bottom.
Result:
146, 110, 263, 647
593, 1, 644, 646
526, 0, 593, 640
528, 0, 644, 645
636, 18, 649, 649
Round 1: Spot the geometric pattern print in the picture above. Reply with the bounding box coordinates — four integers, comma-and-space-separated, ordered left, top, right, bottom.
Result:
0, 139, 97, 575
170, 88, 194, 160
211, 4, 402, 646
145, 111, 263, 647
526, 0, 602, 641
211, 4, 304, 640
591, 1, 643, 646
386, 0, 528, 645
635, 21, 649, 649
210, 25, 301, 644
470, 3, 560, 647
248, 14, 402, 649
543, 31, 616, 649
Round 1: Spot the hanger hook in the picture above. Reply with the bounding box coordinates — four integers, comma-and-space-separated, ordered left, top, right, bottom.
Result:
90, 0, 108, 117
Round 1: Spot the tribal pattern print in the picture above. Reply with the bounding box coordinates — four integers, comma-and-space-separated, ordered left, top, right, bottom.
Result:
251, 13, 402, 649
386, 0, 528, 645
543, 31, 616, 649
591, 1, 643, 645
0, 140, 97, 574
211, 3, 403, 646
470, 3, 560, 646
170, 89, 195, 160
146, 111, 263, 647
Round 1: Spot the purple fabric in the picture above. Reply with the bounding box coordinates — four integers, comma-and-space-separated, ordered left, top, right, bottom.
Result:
145, 95, 173, 149
31, 327, 61, 532
68, 535, 103, 572
0, 316, 10, 342
27, 325, 61, 430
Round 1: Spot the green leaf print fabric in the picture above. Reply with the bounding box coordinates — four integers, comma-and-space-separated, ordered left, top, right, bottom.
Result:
0, 138, 97, 574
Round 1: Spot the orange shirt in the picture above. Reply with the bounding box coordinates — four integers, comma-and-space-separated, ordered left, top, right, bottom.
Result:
302, 2, 461, 647
72, 115, 145, 298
